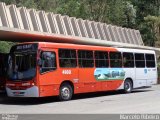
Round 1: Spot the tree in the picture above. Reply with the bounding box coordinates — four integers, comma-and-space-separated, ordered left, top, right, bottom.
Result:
0, 41, 14, 53
131, 0, 160, 46
123, 1, 136, 28
144, 15, 160, 47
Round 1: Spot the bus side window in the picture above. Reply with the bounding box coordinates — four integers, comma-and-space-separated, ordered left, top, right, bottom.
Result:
78, 50, 94, 68
40, 51, 56, 73
95, 51, 109, 68
110, 52, 122, 68
59, 49, 77, 68
123, 52, 134, 68
145, 54, 155, 68
135, 53, 145, 68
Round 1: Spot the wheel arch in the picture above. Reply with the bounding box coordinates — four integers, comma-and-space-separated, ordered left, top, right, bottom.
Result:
124, 77, 133, 88
60, 80, 74, 93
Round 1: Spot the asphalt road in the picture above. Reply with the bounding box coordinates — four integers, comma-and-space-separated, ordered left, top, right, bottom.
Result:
0, 85, 160, 114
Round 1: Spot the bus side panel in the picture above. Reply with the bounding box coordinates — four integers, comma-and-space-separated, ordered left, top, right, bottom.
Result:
38, 71, 60, 97
78, 68, 124, 93
101, 80, 124, 91
78, 68, 99, 93
146, 67, 157, 86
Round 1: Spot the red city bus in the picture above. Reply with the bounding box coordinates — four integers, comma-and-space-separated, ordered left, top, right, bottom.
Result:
0, 53, 8, 92
6, 42, 157, 100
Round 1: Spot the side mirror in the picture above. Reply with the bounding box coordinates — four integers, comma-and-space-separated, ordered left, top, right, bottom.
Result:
38, 59, 42, 66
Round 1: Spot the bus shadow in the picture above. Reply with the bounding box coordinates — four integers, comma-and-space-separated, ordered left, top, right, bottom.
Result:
0, 89, 153, 105
72, 89, 152, 100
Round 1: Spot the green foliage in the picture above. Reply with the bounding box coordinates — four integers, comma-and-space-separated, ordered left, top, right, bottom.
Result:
144, 15, 160, 46
56, 0, 82, 17
132, 0, 160, 46
0, 41, 15, 53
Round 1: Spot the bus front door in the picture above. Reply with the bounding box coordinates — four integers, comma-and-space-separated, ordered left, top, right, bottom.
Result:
38, 49, 60, 97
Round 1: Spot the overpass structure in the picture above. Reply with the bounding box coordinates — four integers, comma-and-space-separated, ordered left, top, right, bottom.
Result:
0, 2, 160, 55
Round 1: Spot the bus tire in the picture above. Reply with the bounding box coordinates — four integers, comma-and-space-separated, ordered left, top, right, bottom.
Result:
59, 83, 73, 101
123, 79, 133, 93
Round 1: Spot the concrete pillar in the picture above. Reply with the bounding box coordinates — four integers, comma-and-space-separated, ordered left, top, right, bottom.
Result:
29, 9, 43, 32
70, 17, 82, 37
120, 28, 127, 43
90, 22, 101, 39
19, 7, 33, 31
0, 2, 13, 27
38, 11, 52, 33
136, 30, 144, 45
127, 29, 133, 44
117, 27, 125, 43
47, 13, 60, 34
0, 16, 2, 26
66, 17, 75, 36
113, 26, 122, 42
55, 14, 67, 35
102, 24, 112, 41
62, 16, 74, 36
129, 29, 136, 44
108, 25, 117, 42
118, 27, 125, 43
97, 22, 106, 40
77, 19, 88, 38
121, 28, 128, 43
84, 20, 95, 38
132, 30, 139, 45
9, 5, 24, 29
123, 28, 131, 44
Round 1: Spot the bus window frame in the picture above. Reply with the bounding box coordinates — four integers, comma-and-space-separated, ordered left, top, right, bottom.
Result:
58, 49, 77, 68
145, 53, 156, 68
94, 51, 109, 68
78, 50, 94, 68
109, 51, 122, 68
122, 52, 135, 68
135, 53, 145, 68
39, 51, 57, 74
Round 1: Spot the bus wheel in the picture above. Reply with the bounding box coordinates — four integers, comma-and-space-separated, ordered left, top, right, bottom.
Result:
124, 79, 133, 93
59, 83, 73, 101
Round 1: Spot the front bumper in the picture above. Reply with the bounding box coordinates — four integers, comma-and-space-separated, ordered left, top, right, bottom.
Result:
6, 86, 39, 97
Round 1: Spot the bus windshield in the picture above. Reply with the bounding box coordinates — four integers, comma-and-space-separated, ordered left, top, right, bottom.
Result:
7, 44, 38, 81
8, 52, 36, 81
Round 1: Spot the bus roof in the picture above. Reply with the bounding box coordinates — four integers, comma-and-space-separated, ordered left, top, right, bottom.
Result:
17, 42, 155, 54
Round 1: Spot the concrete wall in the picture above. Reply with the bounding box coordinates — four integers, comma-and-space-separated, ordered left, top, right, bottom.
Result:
0, 2, 144, 45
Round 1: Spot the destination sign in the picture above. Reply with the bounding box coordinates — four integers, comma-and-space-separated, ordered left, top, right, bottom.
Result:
16, 44, 32, 50
11, 43, 38, 52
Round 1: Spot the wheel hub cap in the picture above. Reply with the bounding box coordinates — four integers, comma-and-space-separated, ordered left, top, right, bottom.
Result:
61, 87, 70, 99
125, 82, 131, 91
